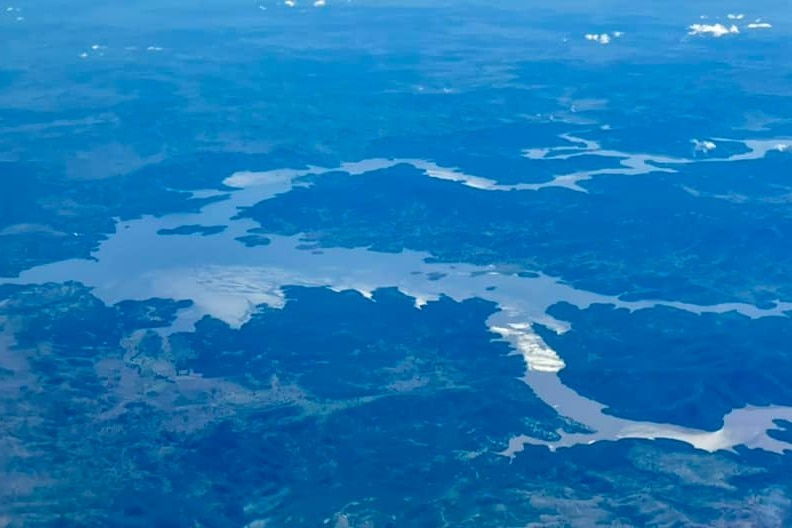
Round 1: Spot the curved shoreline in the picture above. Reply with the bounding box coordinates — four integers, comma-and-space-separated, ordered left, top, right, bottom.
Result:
3, 148, 792, 456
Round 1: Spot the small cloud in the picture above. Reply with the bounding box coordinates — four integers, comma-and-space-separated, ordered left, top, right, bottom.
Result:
284, 0, 296, 6
688, 23, 740, 37
313, 0, 326, 6
584, 32, 622, 45
727, 13, 745, 20
146, 46, 163, 51
692, 139, 717, 153
746, 20, 772, 29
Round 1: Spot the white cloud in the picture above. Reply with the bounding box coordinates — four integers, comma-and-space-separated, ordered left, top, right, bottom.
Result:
584, 33, 614, 45
691, 15, 772, 34
584, 31, 623, 44
746, 21, 772, 29
692, 139, 717, 153
313, 0, 326, 6
688, 23, 740, 37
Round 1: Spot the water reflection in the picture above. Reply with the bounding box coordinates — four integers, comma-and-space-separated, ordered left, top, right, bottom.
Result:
4, 150, 792, 455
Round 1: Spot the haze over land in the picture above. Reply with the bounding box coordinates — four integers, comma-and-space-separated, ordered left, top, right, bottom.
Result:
2, 0, 792, 526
